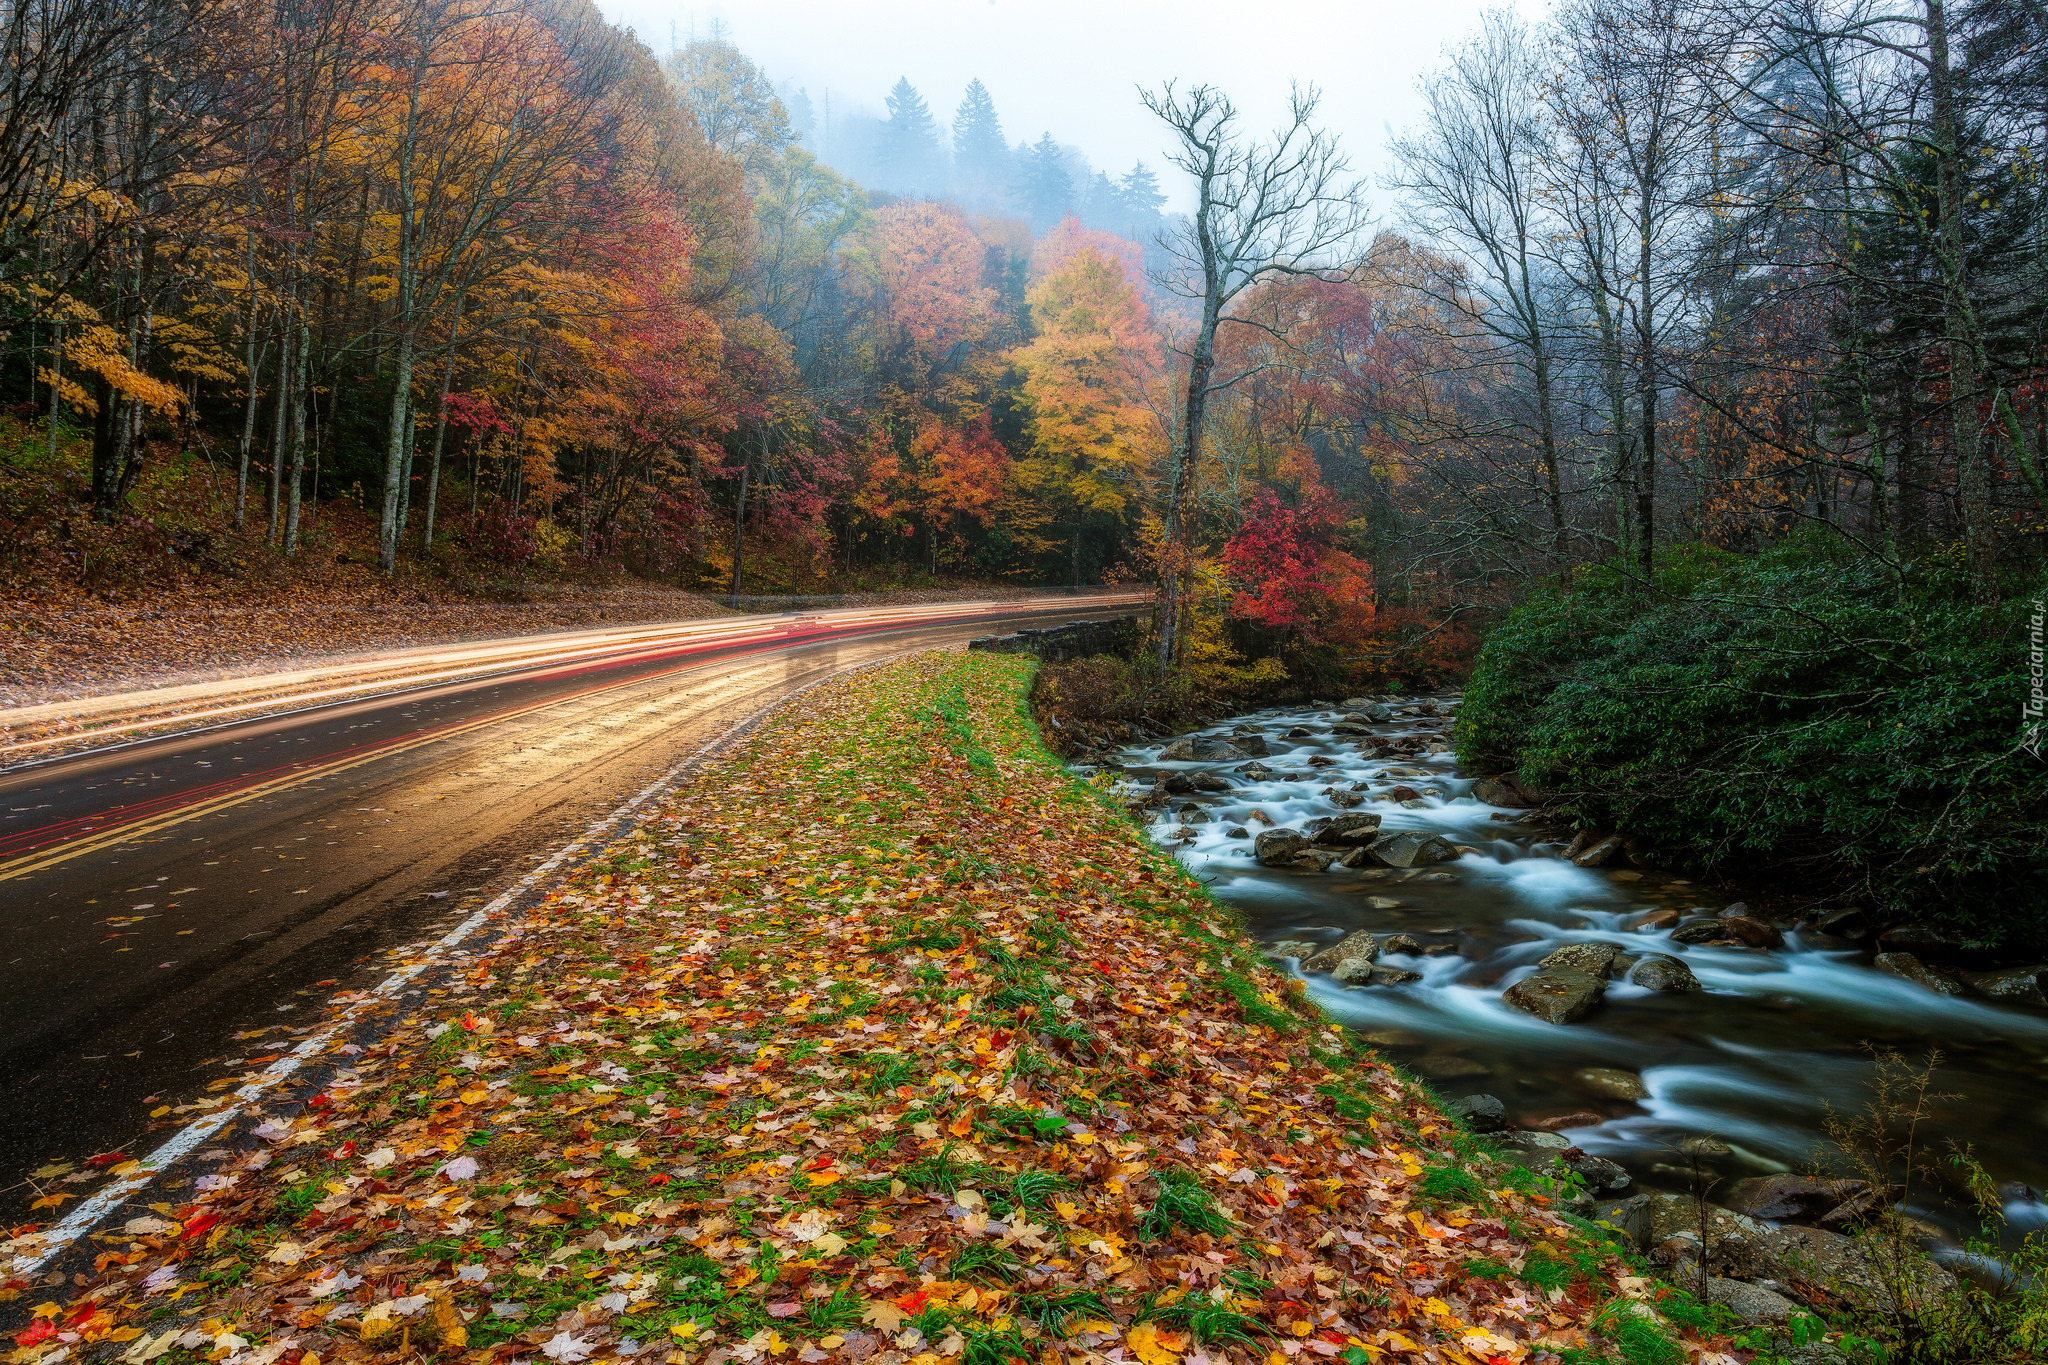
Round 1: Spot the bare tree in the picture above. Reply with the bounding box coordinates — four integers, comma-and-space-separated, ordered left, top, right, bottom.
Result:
1548, 0, 1721, 576
1140, 80, 1368, 669
1389, 8, 1572, 565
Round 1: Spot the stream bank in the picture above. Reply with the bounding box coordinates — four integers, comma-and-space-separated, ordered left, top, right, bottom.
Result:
1093, 695, 2048, 1271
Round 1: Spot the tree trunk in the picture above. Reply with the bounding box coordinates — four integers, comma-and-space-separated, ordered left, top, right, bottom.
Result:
46, 320, 63, 462
1927, 0, 1996, 602
238, 330, 266, 533
1636, 195, 1657, 580
378, 329, 415, 574
424, 291, 464, 550
268, 322, 292, 544
730, 457, 750, 599
1156, 309, 1218, 671
283, 305, 311, 554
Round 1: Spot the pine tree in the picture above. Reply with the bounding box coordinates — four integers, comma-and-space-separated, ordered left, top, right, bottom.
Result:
1119, 161, 1166, 218
1017, 133, 1072, 231
881, 77, 941, 191
1082, 171, 1123, 231
953, 79, 1006, 169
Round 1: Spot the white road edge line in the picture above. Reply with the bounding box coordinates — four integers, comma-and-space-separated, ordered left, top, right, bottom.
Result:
5, 657, 873, 1278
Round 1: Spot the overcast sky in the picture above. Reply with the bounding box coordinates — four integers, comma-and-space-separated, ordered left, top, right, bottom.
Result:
588, 0, 1540, 214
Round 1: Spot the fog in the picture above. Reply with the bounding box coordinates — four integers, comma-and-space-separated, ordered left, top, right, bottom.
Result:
589, 0, 1538, 215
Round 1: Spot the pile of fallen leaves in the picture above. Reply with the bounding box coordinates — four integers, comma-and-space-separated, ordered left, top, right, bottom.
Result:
2, 653, 1732, 1365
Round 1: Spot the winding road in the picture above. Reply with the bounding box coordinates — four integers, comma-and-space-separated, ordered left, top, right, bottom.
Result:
0, 594, 1136, 1203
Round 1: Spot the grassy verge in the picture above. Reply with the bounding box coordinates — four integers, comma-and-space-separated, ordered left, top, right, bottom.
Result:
3, 653, 1740, 1365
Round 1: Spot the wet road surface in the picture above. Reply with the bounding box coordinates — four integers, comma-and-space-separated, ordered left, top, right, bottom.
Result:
0, 600, 1117, 1199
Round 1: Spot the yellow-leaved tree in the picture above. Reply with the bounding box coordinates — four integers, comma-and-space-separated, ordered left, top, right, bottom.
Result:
1010, 246, 1161, 587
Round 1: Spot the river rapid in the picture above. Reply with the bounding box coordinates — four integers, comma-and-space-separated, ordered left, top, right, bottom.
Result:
1095, 694, 2048, 1250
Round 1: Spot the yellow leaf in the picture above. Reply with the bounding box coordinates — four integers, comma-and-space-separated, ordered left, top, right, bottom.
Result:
1125, 1322, 1183, 1365
30, 1194, 73, 1210
460, 1090, 488, 1105
805, 1170, 841, 1188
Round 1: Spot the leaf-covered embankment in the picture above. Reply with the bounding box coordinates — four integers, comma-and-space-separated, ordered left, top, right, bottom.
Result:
7, 653, 1702, 1365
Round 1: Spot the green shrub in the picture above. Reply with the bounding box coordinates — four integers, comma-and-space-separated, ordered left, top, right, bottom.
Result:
1460, 540, 2048, 950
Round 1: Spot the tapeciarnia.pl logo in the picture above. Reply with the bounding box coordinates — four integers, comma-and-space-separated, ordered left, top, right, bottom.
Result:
2026, 598, 2046, 759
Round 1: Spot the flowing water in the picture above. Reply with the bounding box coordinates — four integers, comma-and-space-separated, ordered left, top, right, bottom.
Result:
1097, 696, 2048, 1246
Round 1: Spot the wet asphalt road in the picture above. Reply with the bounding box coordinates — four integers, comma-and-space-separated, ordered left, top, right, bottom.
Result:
0, 603, 1107, 1204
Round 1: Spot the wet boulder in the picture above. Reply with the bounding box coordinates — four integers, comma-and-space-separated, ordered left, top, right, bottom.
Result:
1228, 730, 1270, 757
1234, 760, 1276, 780
1313, 813, 1384, 846
1470, 777, 1528, 808
1365, 831, 1460, 868
1707, 1278, 1798, 1324
1346, 701, 1394, 723
1252, 829, 1313, 866
1325, 789, 1367, 809
1960, 964, 2048, 1008
1450, 1093, 1507, 1132
1303, 930, 1379, 975
1330, 720, 1376, 737
1157, 735, 1199, 761
1224, 826, 1250, 839
1571, 835, 1625, 867
1379, 933, 1426, 956
1539, 942, 1623, 977
1810, 906, 1870, 939
1289, 850, 1339, 872
1285, 725, 1314, 738
1413, 1054, 1492, 1079
1363, 964, 1423, 986
1269, 939, 1318, 959
1573, 1066, 1649, 1100
1672, 919, 1739, 945
1160, 772, 1197, 795
1190, 771, 1233, 793
1502, 967, 1606, 1024
1628, 954, 1702, 992
1717, 915, 1785, 949
1873, 951, 1965, 996
1560, 1147, 1631, 1192
1493, 1130, 1570, 1166
1525, 1110, 1609, 1132
1725, 1175, 1870, 1223
1876, 923, 1993, 965
1625, 908, 1682, 933
1594, 1193, 1653, 1249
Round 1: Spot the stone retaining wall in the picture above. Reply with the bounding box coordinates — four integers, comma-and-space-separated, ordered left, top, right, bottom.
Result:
967, 614, 1145, 662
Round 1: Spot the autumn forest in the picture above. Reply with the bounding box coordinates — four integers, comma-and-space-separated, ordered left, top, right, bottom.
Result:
3, 0, 2048, 909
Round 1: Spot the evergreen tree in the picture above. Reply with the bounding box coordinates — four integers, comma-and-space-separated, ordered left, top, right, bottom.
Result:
1017, 133, 1072, 231
880, 77, 942, 192
952, 79, 1007, 172
1081, 171, 1124, 231
1119, 161, 1166, 220
785, 87, 816, 148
